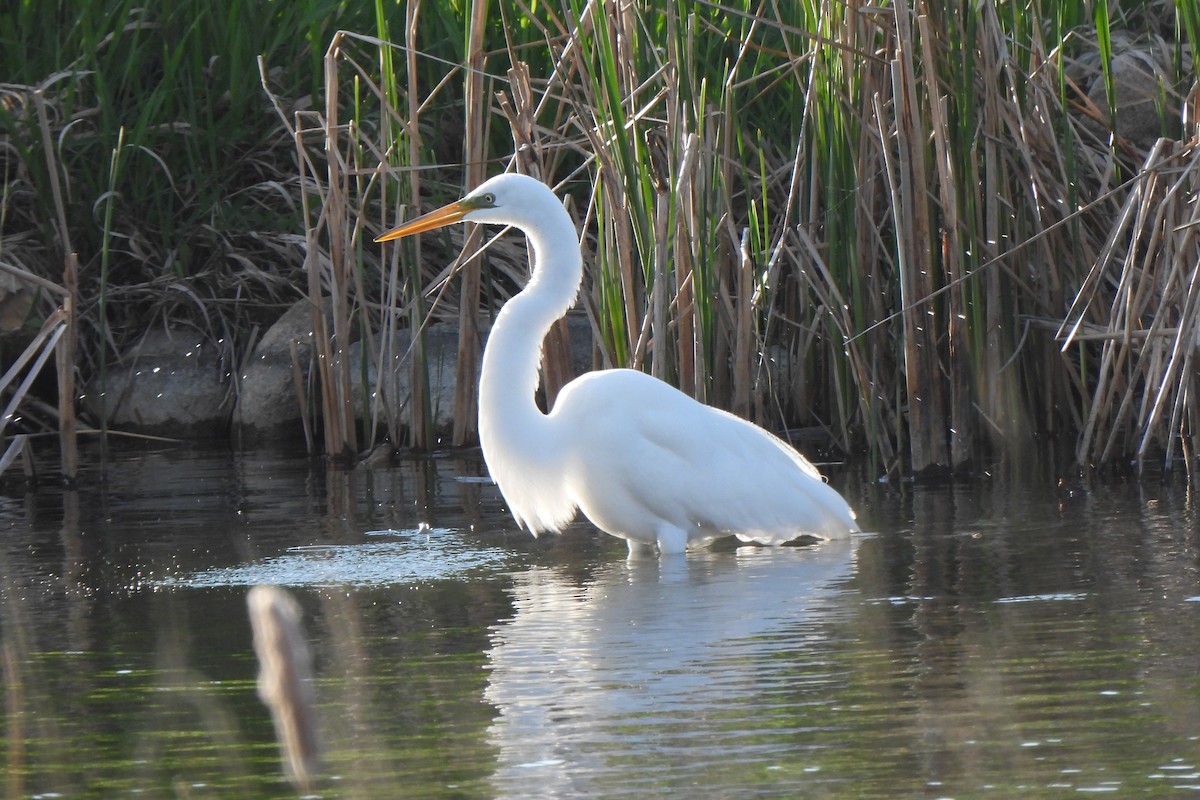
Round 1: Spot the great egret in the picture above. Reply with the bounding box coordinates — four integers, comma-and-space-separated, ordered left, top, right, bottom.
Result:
376, 173, 860, 555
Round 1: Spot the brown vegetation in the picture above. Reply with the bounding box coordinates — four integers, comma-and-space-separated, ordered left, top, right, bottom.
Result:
2, 1, 1197, 480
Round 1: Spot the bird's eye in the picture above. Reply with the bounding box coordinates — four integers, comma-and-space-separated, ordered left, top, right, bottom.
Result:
480, 192, 496, 206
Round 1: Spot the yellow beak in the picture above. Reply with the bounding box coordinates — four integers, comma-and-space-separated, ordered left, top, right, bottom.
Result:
374, 199, 473, 242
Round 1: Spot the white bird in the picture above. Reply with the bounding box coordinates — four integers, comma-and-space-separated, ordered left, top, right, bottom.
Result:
376, 173, 860, 555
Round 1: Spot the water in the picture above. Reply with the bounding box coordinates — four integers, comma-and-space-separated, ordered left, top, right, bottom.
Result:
1, 444, 1198, 798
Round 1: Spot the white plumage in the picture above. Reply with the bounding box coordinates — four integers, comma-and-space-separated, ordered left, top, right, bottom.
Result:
377, 173, 860, 555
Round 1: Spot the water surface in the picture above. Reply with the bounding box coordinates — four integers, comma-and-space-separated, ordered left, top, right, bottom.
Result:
1, 444, 1197, 798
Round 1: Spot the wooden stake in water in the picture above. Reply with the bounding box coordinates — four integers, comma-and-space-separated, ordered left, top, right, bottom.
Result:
247, 585, 320, 791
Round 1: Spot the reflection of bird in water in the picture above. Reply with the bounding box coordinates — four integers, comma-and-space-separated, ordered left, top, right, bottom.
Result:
377, 173, 860, 555
484, 543, 858, 796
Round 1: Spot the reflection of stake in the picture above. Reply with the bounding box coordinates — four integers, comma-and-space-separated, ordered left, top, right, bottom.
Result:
247, 585, 319, 791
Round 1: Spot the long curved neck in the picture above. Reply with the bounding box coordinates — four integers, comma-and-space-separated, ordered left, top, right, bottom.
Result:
478, 201, 582, 451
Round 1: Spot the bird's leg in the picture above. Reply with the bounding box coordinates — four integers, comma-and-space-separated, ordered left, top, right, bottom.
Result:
654, 524, 688, 555
625, 538, 658, 559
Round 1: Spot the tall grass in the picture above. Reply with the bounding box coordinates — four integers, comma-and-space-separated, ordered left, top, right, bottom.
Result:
326, 0, 1194, 475
1, 0, 371, 467
3, 0, 1198, 478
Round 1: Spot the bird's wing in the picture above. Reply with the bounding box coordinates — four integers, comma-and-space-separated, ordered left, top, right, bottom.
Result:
552, 370, 858, 542
637, 401, 856, 540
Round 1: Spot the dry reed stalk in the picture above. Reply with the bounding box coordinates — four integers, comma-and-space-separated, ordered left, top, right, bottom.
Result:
1062, 140, 1200, 471
1064, 158, 1158, 461
0, 435, 30, 479
298, 162, 337, 458
1145, 187, 1200, 470
673, 132, 699, 400
319, 35, 359, 460
733, 228, 753, 419
661, 11, 700, 402
879, 6, 949, 473
288, 339, 315, 453
404, 4, 432, 449
0, 316, 69, 472
56, 257, 78, 482
263, 46, 347, 459
32, 89, 78, 480
0, 310, 67, 437
917, 14, 972, 468
900, 6, 949, 472
451, 0, 491, 446
847, 27, 905, 470
265, 33, 427, 456
648, 131, 670, 384
976, 3, 1030, 454
794, 223, 899, 465
340, 25, 407, 447
711, 93, 739, 411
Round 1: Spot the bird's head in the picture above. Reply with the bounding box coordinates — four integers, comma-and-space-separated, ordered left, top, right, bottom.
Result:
375, 173, 554, 242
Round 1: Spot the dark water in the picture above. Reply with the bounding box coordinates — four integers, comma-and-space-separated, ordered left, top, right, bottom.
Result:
1, 444, 1198, 798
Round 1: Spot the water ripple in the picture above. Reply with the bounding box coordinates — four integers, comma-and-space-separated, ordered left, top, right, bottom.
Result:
156, 527, 510, 588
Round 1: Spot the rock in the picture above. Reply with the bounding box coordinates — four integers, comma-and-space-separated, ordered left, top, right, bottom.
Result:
83, 327, 233, 437
350, 322, 463, 440
78, 303, 599, 444
1086, 50, 1172, 148
234, 301, 317, 444
350, 313, 594, 443
0, 271, 36, 338
231, 305, 596, 446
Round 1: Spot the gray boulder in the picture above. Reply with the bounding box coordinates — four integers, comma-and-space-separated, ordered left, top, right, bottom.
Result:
351, 313, 594, 443
1087, 51, 1169, 148
84, 327, 232, 438
234, 301, 316, 445
350, 322, 463, 440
